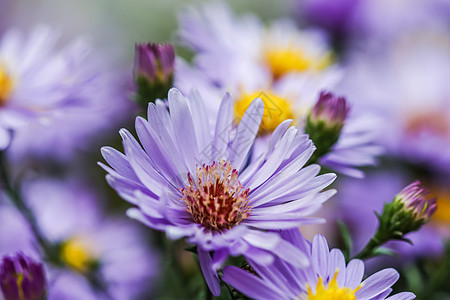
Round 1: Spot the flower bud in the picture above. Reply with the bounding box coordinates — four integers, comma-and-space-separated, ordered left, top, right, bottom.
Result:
133, 43, 175, 106
0, 253, 46, 300
379, 181, 437, 240
394, 180, 437, 223
305, 91, 350, 162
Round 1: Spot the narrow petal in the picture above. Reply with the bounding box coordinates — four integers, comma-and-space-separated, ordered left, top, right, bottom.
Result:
198, 248, 221, 296
222, 266, 283, 300
356, 268, 399, 299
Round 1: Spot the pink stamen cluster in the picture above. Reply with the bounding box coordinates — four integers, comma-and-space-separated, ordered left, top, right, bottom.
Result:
180, 159, 251, 232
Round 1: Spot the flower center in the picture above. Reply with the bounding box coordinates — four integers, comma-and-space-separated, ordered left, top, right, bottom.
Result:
431, 189, 450, 225
264, 46, 332, 80
61, 238, 97, 273
0, 62, 14, 107
234, 90, 296, 136
180, 159, 251, 232
405, 111, 450, 137
305, 271, 361, 300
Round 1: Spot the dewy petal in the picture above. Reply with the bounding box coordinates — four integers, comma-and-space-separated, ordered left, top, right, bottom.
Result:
198, 248, 220, 296
356, 268, 399, 299
222, 266, 283, 300
227, 98, 264, 170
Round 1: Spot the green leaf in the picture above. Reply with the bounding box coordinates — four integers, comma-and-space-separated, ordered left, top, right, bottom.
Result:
337, 221, 353, 262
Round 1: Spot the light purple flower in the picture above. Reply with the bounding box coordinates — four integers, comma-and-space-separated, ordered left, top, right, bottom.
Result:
100, 87, 336, 295
175, 2, 382, 178
0, 179, 158, 300
0, 25, 134, 160
223, 230, 415, 300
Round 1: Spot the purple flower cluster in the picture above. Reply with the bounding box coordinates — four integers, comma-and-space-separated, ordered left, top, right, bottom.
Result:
1, 0, 447, 298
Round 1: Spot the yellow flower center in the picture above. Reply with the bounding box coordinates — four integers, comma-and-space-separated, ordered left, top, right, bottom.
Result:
264, 46, 332, 80
0, 62, 14, 106
305, 271, 361, 300
431, 189, 450, 225
234, 90, 296, 136
61, 238, 96, 273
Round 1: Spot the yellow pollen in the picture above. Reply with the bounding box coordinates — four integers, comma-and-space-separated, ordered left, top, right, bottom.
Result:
305, 271, 361, 300
234, 90, 296, 136
180, 159, 251, 232
16, 273, 25, 300
431, 189, 450, 225
264, 46, 332, 80
61, 238, 96, 273
0, 63, 14, 106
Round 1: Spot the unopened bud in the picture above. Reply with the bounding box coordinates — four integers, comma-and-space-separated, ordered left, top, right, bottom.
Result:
379, 180, 437, 241
0, 253, 46, 300
133, 43, 175, 106
305, 91, 350, 162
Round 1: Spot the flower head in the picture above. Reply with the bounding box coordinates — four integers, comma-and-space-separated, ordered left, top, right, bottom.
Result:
223, 230, 415, 300
100, 88, 336, 295
0, 253, 46, 300
0, 25, 133, 158
0, 179, 158, 300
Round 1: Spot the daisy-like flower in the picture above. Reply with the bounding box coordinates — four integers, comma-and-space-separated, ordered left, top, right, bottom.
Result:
223, 230, 415, 300
0, 179, 158, 300
178, 1, 334, 85
176, 2, 383, 177
100, 88, 336, 295
0, 25, 133, 159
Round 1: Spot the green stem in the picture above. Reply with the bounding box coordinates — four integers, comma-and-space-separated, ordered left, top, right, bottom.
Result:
0, 151, 54, 257
354, 237, 382, 260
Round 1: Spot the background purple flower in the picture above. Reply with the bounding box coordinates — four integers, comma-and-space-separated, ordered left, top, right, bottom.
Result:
223, 230, 415, 300
0, 178, 158, 300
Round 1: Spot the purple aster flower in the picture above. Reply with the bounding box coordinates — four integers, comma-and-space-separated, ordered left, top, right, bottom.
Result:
0, 253, 46, 300
0, 25, 134, 160
178, 1, 335, 85
0, 179, 158, 300
100, 87, 337, 295
175, 3, 382, 178
223, 230, 415, 300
